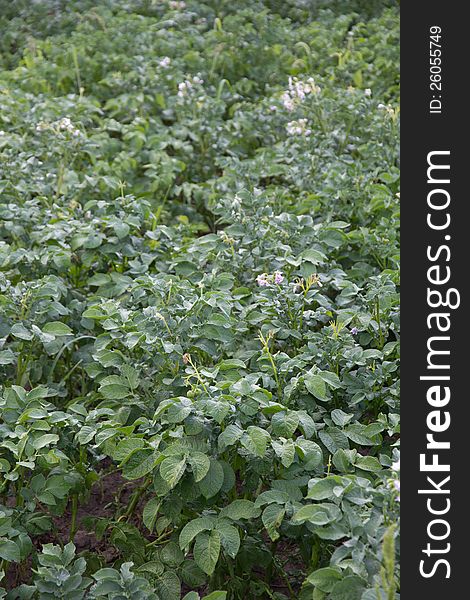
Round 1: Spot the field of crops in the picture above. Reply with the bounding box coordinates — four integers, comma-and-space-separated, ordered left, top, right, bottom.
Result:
0, 1, 400, 598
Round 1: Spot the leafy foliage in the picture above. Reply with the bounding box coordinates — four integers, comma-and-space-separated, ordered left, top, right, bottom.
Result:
0, 0, 399, 598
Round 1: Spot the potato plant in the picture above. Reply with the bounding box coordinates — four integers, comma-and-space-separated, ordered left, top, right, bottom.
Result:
0, 1, 399, 599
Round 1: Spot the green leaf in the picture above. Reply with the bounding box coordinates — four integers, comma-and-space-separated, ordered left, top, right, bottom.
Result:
332, 449, 355, 473
10, 323, 33, 340
318, 428, 349, 454
292, 503, 341, 526
307, 477, 344, 500
77, 426, 95, 445
31, 434, 59, 450
179, 517, 215, 550
307, 567, 342, 592
154, 571, 181, 600
26, 386, 50, 400
113, 437, 146, 463
122, 450, 158, 480
353, 69, 363, 87
218, 424, 243, 452
193, 530, 221, 575
271, 411, 299, 438
262, 504, 285, 541
166, 401, 192, 423
181, 560, 207, 588
329, 576, 366, 600
218, 359, 246, 370
300, 248, 327, 264
215, 521, 240, 558
346, 424, 376, 446
160, 456, 187, 489
219, 460, 236, 493
331, 409, 354, 427
121, 364, 140, 389
241, 426, 270, 457
198, 459, 224, 499
219, 500, 259, 521
318, 371, 341, 389
297, 411, 316, 438
204, 398, 230, 424
137, 561, 164, 577
254, 490, 290, 508
354, 455, 383, 472
272, 438, 295, 468
161, 541, 184, 567
143, 497, 161, 533
99, 375, 131, 400
0, 349, 15, 365
42, 322, 73, 336
188, 452, 211, 483
113, 221, 130, 239
295, 439, 323, 468
305, 374, 328, 401
0, 539, 21, 562
44, 475, 70, 499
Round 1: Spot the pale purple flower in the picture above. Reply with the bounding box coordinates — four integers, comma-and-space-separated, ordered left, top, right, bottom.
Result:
177, 75, 204, 98
177, 81, 191, 97
388, 458, 400, 502
159, 57, 171, 68
169, 0, 186, 8
280, 77, 320, 112
351, 327, 358, 335
286, 118, 311, 137
393, 479, 400, 501
257, 271, 285, 287
36, 117, 81, 137
281, 91, 295, 112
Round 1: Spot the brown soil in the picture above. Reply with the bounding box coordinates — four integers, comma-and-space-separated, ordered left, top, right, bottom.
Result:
5, 465, 306, 598
5, 461, 141, 589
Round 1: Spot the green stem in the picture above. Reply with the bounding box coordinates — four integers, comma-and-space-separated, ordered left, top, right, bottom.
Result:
72, 46, 82, 96
266, 349, 282, 400
124, 478, 151, 520
376, 299, 384, 349
63, 359, 83, 383
145, 530, 173, 547
273, 556, 296, 599
70, 495, 79, 542
16, 470, 24, 508
151, 182, 173, 229
48, 335, 95, 381
311, 535, 321, 570
56, 162, 65, 198
298, 294, 307, 331
265, 540, 278, 583
187, 355, 208, 393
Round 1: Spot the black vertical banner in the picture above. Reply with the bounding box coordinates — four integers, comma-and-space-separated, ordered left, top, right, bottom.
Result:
402, 2, 467, 597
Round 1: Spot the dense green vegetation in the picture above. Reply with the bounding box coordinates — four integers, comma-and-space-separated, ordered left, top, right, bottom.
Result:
0, 1, 400, 598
